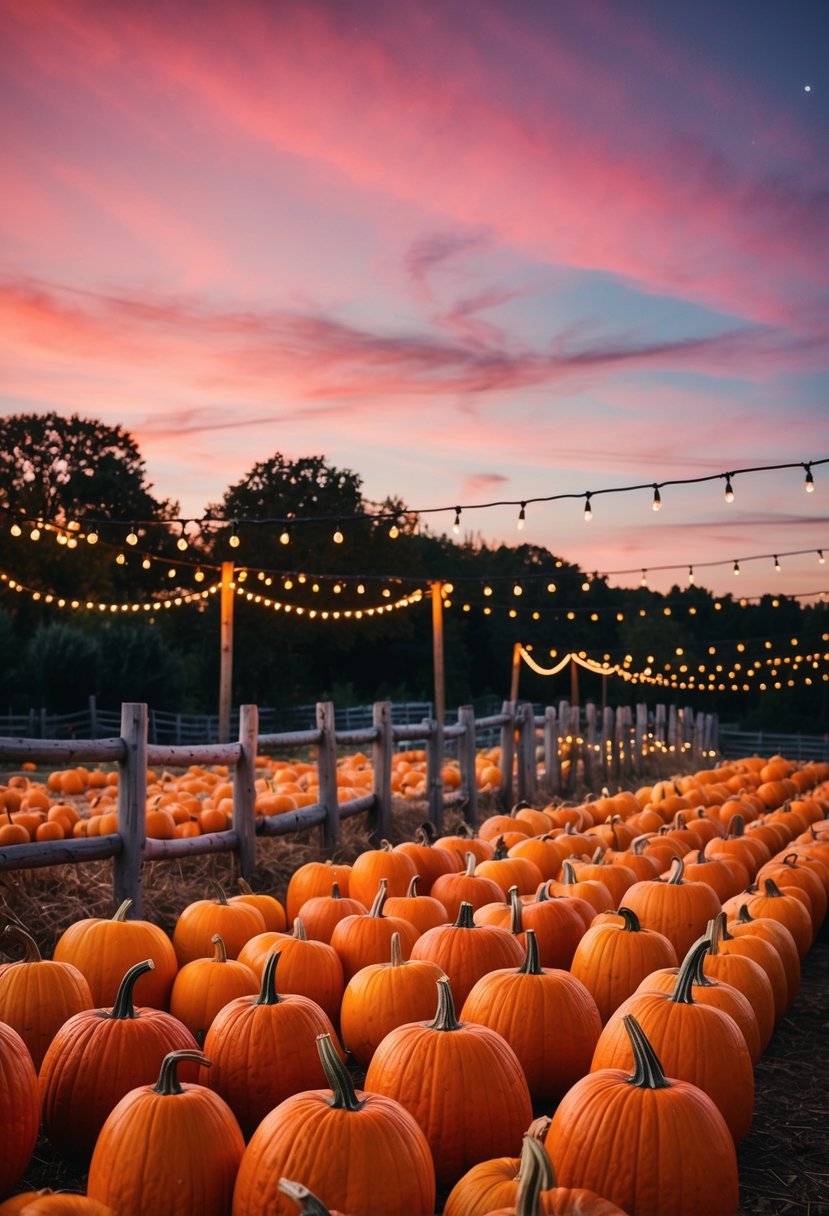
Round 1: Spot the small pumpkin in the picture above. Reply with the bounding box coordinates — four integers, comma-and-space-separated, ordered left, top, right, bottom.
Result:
0, 923, 93, 1069
168, 933, 259, 1045
0, 1020, 40, 1196
172, 880, 267, 966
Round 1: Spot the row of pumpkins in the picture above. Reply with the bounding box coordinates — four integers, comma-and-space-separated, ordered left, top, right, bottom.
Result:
0, 754, 827, 1215
0, 746, 502, 844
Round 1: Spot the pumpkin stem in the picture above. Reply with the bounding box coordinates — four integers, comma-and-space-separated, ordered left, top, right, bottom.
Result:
463, 851, 477, 877
667, 855, 685, 885
318, 1033, 364, 1111
207, 878, 229, 905
454, 901, 476, 930
331, 881, 342, 900
623, 1013, 671, 1089
112, 899, 134, 922
561, 858, 577, 886
153, 1048, 211, 1095
592, 846, 604, 864
632, 835, 649, 856
238, 878, 255, 895
108, 959, 155, 1020
508, 886, 524, 935
762, 877, 785, 898
379, 839, 393, 853
736, 904, 755, 925
2, 922, 42, 962
514, 1135, 554, 1215
618, 906, 642, 933
255, 949, 283, 1005
518, 928, 543, 975
417, 821, 438, 845
690, 938, 717, 988
210, 934, 228, 963
368, 878, 389, 918
726, 814, 745, 838
389, 931, 404, 967
292, 918, 308, 940
671, 937, 710, 1003
493, 836, 509, 860
405, 873, 421, 898
277, 1180, 333, 1215
428, 976, 463, 1032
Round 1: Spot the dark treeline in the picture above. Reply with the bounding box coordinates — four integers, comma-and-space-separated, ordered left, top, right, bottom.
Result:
0, 413, 826, 731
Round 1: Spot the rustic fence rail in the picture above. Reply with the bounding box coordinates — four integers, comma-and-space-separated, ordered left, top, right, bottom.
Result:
0, 699, 717, 915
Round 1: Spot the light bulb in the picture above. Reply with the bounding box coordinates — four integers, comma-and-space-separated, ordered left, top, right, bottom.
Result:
688, 566, 695, 584
229, 524, 240, 549
86, 530, 99, 545
774, 555, 781, 572
640, 569, 648, 586
584, 494, 592, 521
177, 535, 188, 552
804, 465, 815, 492
819, 549, 825, 564
9, 522, 22, 537
142, 557, 151, 570
452, 507, 461, 535
333, 523, 344, 544
279, 529, 291, 545
29, 527, 40, 541
652, 485, 662, 511
194, 568, 205, 582
126, 526, 138, 546
724, 476, 734, 503
733, 560, 740, 575
388, 523, 400, 539
517, 503, 526, 530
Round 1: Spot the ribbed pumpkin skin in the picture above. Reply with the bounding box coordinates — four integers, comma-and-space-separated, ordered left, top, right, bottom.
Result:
590, 987, 754, 1144
286, 861, 353, 926
39, 963, 199, 1161
728, 911, 800, 1005
173, 896, 266, 966
621, 862, 723, 961
53, 901, 178, 1009
460, 941, 602, 1103
409, 907, 524, 1007
87, 1055, 245, 1215
364, 981, 533, 1190
347, 846, 418, 907
444, 1155, 629, 1216
0, 1021, 40, 1195
231, 1089, 435, 1216
237, 924, 344, 1024
169, 938, 259, 1045
0, 932, 93, 1070
13, 1197, 114, 1214
546, 1065, 739, 1216
569, 912, 678, 1024
636, 967, 762, 1065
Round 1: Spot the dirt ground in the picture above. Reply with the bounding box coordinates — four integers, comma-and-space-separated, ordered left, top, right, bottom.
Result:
1, 813, 828, 1214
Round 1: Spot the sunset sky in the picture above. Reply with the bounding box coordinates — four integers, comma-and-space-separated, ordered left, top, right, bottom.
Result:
2, 0, 827, 601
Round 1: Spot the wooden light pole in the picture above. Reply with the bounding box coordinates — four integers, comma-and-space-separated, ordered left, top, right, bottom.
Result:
430, 580, 445, 726
218, 561, 235, 743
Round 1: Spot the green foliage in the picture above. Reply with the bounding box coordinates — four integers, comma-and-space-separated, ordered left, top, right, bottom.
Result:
24, 622, 99, 713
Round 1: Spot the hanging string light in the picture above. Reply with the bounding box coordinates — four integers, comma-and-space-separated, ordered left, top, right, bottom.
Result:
733, 560, 740, 575
126, 524, 138, 546
584, 493, 592, 521
517, 502, 526, 530
804, 463, 815, 492
652, 485, 662, 511
774, 555, 781, 572
228, 522, 241, 549
452, 506, 462, 535
724, 475, 735, 503
688, 566, 695, 584
333, 521, 344, 544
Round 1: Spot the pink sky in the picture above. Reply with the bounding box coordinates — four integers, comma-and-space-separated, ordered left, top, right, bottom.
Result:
1, 0, 827, 601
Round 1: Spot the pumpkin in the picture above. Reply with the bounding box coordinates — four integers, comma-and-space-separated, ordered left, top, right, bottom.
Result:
364, 976, 533, 1190
546, 1013, 739, 1215
0, 924, 93, 1069
506, 834, 564, 882
699, 917, 776, 1050
340, 931, 447, 1067
172, 880, 266, 966
460, 929, 602, 1103
229, 878, 288, 932
706, 910, 789, 1021
569, 906, 678, 1024
620, 855, 723, 961
474, 838, 543, 898
546, 858, 615, 916
729, 903, 800, 1006
168, 933, 259, 1045
512, 883, 588, 969
474, 1134, 629, 1215
296, 882, 367, 944
39, 959, 199, 1161
286, 860, 353, 925
590, 937, 754, 1143
238, 918, 344, 1024
393, 821, 464, 893
86, 1049, 244, 1215
756, 852, 827, 932
53, 898, 178, 1010
11, 1196, 114, 1214
568, 850, 638, 907
329, 879, 420, 984
347, 840, 418, 907
231, 1033, 436, 1216
0, 1020, 40, 1195
739, 878, 813, 958
383, 873, 450, 934
409, 901, 524, 1007
431, 851, 506, 921
200, 948, 344, 1139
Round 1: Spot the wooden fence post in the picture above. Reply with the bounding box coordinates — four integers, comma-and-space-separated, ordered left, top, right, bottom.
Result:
516, 701, 536, 803
583, 702, 596, 793
543, 706, 560, 796
316, 702, 339, 848
371, 701, 393, 843
602, 706, 614, 787
655, 704, 666, 750
426, 717, 445, 834
499, 701, 516, 809
456, 705, 478, 827
568, 704, 581, 796
635, 703, 648, 766
233, 704, 258, 881
114, 702, 148, 916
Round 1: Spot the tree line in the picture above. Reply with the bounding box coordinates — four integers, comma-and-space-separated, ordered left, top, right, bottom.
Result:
0, 412, 826, 732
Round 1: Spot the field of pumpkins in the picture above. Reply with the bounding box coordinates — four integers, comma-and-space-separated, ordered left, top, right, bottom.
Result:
0, 752, 827, 1215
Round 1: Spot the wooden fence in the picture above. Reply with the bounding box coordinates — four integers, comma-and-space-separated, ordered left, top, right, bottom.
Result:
0, 699, 717, 916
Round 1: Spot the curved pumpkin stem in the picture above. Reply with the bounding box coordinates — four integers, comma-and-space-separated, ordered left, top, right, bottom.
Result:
238, 878, 255, 895
255, 950, 283, 1006
112, 898, 134, 922
462, 851, 477, 877
368, 877, 389, 918
514, 1135, 554, 1216
709, 909, 733, 946
736, 904, 755, 925
667, 855, 686, 885
318, 1033, 364, 1111
2, 922, 43, 962
493, 836, 509, 860
277, 1180, 333, 1215
617, 906, 642, 933
153, 1048, 211, 1095
330, 881, 343, 900
623, 1013, 671, 1089
379, 839, 394, 853
207, 878, 229, 905
454, 901, 476, 930
109, 959, 155, 1019
388, 931, 404, 967
428, 976, 463, 1032
518, 929, 543, 976
405, 873, 421, 898
508, 886, 524, 935
210, 934, 228, 964
762, 877, 786, 898
417, 821, 438, 845
292, 918, 308, 940
671, 937, 710, 1004
561, 858, 578, 885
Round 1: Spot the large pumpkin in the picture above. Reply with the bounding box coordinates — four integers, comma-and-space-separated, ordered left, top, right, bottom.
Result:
0, 1020, 40, 1196
0, 924, 93, 1069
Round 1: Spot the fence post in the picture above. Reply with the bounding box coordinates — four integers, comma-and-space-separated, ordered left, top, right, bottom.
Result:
114, 702, 148, 916
233, 704, 258, 881
316, 701, 339, 848
635, 704, 648, 767
543, 706, 560, 797
426, 717, 445, 835
88, 694, 98, 739
371, 701, 393, 844
583, 702, 596, 793
456, 705, 478, 827
567, 704, 581, 796
602, 706, 615, 787
516, 701, 536, 803
499, 701, 516, 809
654, 704, 666, 750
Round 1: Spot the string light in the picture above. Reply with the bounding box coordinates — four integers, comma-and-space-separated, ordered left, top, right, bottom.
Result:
517, 503, 526, 530
176, 522, 189, 552
724, 475, 734, 503
279, 527, 291, 545
640, 569, 648, 586
388, 522, 400, 539
9, 522, 22, 538
774, 555, 781, 572
86, 529, 98, 545
126, 524, 138, 546
652, 485, 662, 512
333, 522, 344, 544
688, 566, 695, 584
29, 525, 40, 541
584, 493, 592, 521
733, 560, 740, 575
819, 550, 826, 564
228, 523, 241, 549
452, 507, 461, 535
804, 463, 815, 492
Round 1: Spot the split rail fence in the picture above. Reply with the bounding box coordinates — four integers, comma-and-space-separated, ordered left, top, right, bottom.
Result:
0, 699, 717, 916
